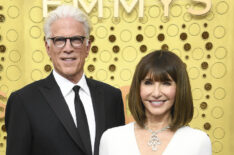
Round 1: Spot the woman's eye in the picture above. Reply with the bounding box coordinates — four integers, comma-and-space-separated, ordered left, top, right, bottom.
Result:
144, 80, 152, 85
163, 81, 171, 86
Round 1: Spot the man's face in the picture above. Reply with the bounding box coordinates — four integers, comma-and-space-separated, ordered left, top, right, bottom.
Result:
45, 17, 90, 83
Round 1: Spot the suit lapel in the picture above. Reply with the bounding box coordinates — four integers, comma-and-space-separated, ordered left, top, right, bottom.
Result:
39, 73, 88, 154
86, 78, 106, 155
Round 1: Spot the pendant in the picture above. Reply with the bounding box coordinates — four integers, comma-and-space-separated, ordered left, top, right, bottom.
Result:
145, 125, 170, 151
148, 132, 160, 151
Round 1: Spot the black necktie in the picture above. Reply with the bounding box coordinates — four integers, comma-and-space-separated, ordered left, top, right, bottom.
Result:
73, 86, 92, 153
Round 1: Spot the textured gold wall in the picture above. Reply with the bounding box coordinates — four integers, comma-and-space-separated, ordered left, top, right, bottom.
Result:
0, 0, 233, 154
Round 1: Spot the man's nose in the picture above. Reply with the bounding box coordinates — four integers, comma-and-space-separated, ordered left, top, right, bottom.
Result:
63, 39, 73, 52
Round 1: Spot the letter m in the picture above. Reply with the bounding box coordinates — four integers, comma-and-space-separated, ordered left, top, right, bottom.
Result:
73, 0, 103, 17
114, 0, 144, 18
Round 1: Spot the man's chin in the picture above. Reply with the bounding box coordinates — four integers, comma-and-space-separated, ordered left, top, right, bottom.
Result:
62, 72, 82, 82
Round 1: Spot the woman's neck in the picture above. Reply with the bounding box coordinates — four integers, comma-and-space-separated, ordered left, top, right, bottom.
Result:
145, 114, 171, 130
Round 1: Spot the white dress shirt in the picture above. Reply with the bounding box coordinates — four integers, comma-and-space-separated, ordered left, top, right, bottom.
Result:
53, 70, 96, 154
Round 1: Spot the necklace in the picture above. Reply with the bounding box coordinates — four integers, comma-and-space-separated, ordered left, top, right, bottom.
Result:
144, 125, 170, 151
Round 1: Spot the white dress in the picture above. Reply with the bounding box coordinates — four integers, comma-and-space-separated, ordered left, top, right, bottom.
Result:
99, 122, 212, 155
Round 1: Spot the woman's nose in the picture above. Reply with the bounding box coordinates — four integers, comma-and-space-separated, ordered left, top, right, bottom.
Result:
152, 83, 162, 97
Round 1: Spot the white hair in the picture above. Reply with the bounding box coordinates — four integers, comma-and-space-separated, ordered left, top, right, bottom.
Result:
43, 5, 91, 44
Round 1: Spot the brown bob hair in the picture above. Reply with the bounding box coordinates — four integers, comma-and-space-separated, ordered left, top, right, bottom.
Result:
128, 50, 193, 131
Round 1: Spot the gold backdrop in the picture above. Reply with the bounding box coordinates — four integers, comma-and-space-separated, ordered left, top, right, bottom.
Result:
0, 0, 234, 154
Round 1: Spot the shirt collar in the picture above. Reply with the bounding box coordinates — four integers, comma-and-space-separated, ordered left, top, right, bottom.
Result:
53, 70, 90, 97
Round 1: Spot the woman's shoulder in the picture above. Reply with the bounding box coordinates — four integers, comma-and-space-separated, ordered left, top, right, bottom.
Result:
175, 126, 211, 146
99, 122, 139, 155
100, 122, 135, 144
164, 126, 212, 155
177, 126, 210, 138
103, 122, 134, 136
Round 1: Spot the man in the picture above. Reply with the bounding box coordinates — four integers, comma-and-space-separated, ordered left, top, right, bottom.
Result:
5, 5, 125, 155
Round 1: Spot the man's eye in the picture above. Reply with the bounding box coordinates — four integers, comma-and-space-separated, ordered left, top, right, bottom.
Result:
71, 37, 83, 43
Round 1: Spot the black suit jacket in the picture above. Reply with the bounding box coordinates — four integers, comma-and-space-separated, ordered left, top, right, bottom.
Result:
5, 73, 125, 155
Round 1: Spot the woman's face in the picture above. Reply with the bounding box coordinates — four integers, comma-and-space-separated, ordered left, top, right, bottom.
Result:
140, 73, 176, 120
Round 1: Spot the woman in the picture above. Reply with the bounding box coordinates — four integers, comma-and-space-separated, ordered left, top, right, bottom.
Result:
99, 50, 212, 155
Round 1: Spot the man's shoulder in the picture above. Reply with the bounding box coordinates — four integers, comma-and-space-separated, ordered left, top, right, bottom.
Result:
13, 76, 48, 94
86, 77, 120, 91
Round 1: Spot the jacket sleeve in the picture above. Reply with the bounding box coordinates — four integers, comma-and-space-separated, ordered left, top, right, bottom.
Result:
5, 92, 32, 155
116, 89, 125, 126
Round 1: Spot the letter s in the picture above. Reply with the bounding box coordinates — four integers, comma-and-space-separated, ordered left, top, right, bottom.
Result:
188, 0, 212, 15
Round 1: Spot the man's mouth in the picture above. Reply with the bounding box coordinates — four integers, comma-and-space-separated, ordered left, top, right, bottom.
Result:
61, 57, 76, 61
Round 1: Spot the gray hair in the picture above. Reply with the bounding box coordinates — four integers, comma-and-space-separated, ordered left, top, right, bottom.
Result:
43, 5, 91, 43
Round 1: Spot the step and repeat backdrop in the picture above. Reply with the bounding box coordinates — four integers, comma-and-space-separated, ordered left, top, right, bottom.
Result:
0, 0, 233, 154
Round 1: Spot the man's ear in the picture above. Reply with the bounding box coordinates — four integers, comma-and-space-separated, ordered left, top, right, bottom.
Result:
85, 40, 91, 57
45, 39, 51, 57
86, 40, 91, 51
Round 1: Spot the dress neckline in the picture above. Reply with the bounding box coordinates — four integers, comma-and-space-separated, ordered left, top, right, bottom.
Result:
132, 122, 185, 155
